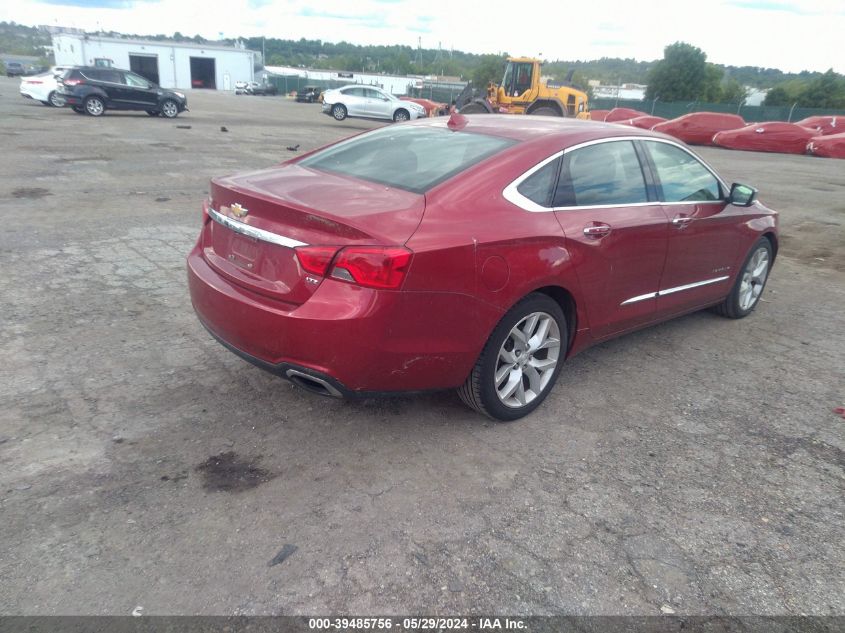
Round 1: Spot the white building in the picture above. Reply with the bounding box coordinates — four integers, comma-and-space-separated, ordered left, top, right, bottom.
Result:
262, 65, 419, 95
52, 33, 256, 91
591, 82, 648, 101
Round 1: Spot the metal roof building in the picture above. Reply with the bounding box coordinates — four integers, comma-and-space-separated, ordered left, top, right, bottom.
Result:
52, 33, 257, 91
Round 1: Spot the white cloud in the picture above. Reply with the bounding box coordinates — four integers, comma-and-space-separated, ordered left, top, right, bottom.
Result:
4, 0, 843, 73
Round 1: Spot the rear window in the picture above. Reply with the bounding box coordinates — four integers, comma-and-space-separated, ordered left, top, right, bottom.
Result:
299, 125, 517, 193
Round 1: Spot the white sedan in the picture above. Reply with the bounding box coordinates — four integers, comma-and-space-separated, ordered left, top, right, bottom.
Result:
19, 67, 71, 107
321, 85, 427, 122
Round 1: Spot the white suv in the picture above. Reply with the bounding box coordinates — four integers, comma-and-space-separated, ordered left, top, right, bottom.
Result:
321, 85, 427, 122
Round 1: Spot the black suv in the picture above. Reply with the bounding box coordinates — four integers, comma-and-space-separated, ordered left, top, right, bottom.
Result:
59, 67, 188, 118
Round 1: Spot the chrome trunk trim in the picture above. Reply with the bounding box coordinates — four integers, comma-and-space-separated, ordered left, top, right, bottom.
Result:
208, 207, 308, 249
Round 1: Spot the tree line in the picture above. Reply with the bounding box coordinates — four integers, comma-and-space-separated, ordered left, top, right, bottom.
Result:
2, 21, 843, 108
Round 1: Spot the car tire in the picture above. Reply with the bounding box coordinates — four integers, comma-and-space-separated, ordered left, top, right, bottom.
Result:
48, 91, 65, 107
458, 293, 567, 421
529, 106, 561, 116
84, 95, 105, 116
393, 108, 410, 122
146, 110, 159, 116
331, 104, 347, 121
72, 105, 85, 114
712, 237, 773, 319
159, 99, 179, 118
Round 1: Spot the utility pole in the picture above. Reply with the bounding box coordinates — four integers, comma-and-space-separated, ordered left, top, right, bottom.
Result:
414, 36, 422, 67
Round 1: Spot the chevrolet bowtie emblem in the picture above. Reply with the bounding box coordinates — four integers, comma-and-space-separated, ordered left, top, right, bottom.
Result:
230, 203, 248, 218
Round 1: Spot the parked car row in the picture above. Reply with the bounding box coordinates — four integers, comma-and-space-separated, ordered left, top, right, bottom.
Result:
593, 108, 844, 159
19, 65, 188, 118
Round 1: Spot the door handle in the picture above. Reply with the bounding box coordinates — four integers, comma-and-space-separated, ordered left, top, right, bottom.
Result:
672, 216, 693, 228
583, 223, 611, 237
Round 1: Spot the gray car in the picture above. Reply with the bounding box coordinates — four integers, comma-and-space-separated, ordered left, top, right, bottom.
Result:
321, 85, 427, 122
6, 61, 25, 77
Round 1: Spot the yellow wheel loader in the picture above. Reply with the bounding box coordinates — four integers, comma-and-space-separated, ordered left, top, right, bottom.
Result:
456, 57, 589, 119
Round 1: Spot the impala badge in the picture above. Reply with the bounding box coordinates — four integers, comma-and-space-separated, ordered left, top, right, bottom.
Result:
230, 203, 248, 219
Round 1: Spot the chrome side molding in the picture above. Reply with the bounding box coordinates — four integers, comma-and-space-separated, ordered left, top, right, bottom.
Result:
621, 275, 730, 305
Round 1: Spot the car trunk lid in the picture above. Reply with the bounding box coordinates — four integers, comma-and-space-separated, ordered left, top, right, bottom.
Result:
202, 163, 424, 305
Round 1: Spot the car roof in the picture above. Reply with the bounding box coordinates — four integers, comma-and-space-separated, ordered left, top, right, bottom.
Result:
409, 114, 677, 146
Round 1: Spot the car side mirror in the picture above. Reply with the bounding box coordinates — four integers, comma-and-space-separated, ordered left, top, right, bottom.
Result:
729, 183, 757, 207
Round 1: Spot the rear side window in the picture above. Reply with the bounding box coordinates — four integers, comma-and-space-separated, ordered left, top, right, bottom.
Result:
343, 87, 365, 97
645, 141, 722, 202
300, 125, 517, 194
554, 140, 647, 207
84, 69, 122, 83
516, 157, 560, 206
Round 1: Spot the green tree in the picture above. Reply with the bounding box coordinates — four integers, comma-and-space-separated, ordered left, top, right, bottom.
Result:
796, 69, 845, 108
700, 63, 724, 102
763, 86, 791, 105
471, 54, 506, 89
645, 42, 708, 102
720, 78, 747, 103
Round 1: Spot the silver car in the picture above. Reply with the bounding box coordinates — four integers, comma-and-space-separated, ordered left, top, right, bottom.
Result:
321, 85, 427, 122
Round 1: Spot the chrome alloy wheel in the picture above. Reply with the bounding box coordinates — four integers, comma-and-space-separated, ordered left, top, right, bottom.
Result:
85, 97, 104, 116
495, 311, 561, 408
738, 246, 769, 310
161, 100, 178, 117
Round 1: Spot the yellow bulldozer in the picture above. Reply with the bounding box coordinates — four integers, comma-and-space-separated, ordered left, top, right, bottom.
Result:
456, 57, 589, 119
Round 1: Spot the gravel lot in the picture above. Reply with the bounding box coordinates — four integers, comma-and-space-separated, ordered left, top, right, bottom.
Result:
1, 78, 843, 617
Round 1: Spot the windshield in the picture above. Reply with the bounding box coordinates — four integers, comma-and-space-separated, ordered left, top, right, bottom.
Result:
299, 125, 517, 194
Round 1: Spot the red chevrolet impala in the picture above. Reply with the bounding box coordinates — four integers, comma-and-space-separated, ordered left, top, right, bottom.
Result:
187, 115, 778, 421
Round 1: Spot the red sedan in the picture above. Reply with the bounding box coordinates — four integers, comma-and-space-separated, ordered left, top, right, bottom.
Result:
187, 115, 778, 420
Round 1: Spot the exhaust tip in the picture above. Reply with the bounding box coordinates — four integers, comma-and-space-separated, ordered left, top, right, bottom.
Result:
285, 369, 342, 398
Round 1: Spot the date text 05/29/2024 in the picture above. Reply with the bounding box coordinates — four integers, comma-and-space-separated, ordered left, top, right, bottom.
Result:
308, 617, 527, 630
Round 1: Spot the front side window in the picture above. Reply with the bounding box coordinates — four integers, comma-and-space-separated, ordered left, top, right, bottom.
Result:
645, 142, 722, 202
364, 88, 385, 100
554, 140, 648, 207
124, 72, 150, 88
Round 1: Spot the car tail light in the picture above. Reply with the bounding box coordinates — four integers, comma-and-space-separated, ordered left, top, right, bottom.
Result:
295, 246, 339, 276
63, 78, 83, 86
27, 80, 43, 84
330, 246, 412, 290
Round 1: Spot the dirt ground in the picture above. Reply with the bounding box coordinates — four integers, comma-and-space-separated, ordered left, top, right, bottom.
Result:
0, 78, 843, 617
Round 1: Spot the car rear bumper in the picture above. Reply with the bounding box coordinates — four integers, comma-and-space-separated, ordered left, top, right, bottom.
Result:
187, 242, 481, 393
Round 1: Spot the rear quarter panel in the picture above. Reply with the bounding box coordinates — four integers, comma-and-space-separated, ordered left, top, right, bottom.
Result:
405, 143, 589, 360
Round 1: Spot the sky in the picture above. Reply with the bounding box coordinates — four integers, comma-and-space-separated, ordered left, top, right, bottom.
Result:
4, 0, 843, 74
